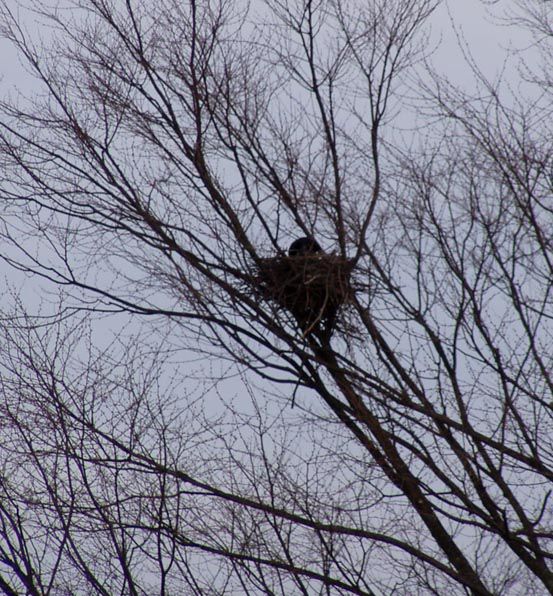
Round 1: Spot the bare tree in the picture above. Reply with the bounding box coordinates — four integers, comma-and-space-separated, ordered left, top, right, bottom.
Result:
0, 0, 552, 594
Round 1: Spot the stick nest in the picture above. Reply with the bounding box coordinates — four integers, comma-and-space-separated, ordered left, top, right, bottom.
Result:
252, 254, 355, 335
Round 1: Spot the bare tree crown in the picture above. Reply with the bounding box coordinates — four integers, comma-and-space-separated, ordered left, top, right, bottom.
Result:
0, 0, 552, 594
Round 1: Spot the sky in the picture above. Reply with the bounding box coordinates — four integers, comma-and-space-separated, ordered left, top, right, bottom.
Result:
0, 0, 535, 91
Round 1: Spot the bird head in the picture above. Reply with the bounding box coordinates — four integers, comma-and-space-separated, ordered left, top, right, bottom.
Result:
288, 237, 323, 257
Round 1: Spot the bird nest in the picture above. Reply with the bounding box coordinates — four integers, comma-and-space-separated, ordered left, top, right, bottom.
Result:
252, 254, 355, 335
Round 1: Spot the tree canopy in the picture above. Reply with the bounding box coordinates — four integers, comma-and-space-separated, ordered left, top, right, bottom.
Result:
0, 0, 552, 594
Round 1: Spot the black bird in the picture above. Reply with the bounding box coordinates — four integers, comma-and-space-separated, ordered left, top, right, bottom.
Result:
288, 237, 322, 257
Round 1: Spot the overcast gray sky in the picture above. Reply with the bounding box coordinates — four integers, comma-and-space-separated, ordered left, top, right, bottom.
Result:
0, 0, 535, 91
